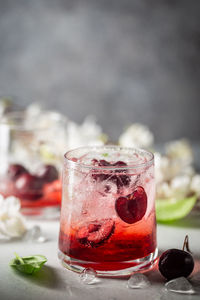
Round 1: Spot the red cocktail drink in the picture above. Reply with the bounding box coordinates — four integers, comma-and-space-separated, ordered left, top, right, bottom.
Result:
0, 111, 64, 217
59, 146, 157, 276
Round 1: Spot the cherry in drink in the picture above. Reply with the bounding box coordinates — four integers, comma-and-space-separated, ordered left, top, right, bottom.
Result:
59, 146, 157, 277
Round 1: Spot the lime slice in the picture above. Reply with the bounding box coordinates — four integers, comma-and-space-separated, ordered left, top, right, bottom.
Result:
156, 195, 197, 222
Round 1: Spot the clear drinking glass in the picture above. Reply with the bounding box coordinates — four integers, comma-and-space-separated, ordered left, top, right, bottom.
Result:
58, 146, 157, 277
0, 111, 67, 217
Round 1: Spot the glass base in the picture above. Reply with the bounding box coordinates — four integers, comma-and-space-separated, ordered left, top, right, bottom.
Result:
58, 248, 158, 278
21, 206, 60, 219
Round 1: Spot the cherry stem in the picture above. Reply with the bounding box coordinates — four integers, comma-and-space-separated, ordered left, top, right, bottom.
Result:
182, 235, 192, 253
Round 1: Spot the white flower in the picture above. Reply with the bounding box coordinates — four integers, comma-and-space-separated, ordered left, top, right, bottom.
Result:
154, 147, 197, 200
26, 105, 69, 160
0, 195, 27, 239
36, 111, 68, 163
119, 123, 154, 149
190, 174, 200, 197
9, 105, 69, 169
170, 175, 191, 199
67, 116, 107, 150
165, 139, 193, 164
154, 150, 194, 186
25, 102, 42, 119
181, 165, 195, 177
156, 175, 192, 199
154, 152, 182, 183
156, 182, 173, 199
154, 152, 170, 183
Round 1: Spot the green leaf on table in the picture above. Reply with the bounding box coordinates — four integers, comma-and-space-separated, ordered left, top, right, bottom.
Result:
10, 253, 47, 275
156, 195, 197, 222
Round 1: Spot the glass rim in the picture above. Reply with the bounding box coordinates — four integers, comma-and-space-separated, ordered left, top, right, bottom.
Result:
64, 145, 154, 170
0, 110, 67, 131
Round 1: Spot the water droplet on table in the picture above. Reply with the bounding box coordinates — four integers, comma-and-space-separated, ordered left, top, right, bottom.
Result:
79, 268, 99, 285
165, 277, 195, 294
127, 273, 151, 289
24, 225, 48, 243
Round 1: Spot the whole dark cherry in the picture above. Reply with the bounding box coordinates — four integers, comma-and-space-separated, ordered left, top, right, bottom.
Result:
37, 165, 59, 183
158, 236, 194, 280
7, 164, 28, 180
15, 173, 44, 200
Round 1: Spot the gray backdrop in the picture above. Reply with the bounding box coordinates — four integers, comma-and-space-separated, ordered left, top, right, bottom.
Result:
0, 0, 200, 143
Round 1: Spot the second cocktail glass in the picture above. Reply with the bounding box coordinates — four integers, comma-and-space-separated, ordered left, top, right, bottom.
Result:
0, 111, 67, 217
59, 146, 157, 277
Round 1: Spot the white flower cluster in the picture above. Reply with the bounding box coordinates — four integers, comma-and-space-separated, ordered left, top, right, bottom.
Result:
155, 140, 200, 200
119, 123, 154, 149
26, 104, 107, 159
165, 139, 193, 164
25, 103, 68, 164
67, 116, 107, 150
0, 195, 27, 239
118, 123, 200, 201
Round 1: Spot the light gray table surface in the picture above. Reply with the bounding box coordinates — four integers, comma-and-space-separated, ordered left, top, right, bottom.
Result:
0, 215, 200, 300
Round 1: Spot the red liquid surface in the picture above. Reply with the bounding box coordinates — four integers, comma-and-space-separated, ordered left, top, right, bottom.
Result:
59, 213, 157, 271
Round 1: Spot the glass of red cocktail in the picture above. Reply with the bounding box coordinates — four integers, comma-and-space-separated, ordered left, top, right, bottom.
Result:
0, 111, 65, 217
58, 146, 157, 277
